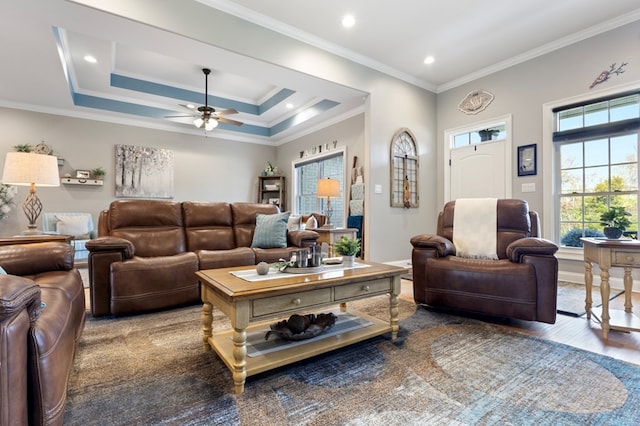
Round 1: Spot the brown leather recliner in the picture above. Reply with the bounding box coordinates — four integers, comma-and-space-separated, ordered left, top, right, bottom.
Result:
410, 199, 559, 324
0, 241, 85, 426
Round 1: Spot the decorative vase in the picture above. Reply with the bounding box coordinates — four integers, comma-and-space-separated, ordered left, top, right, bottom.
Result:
342, 255, 355, 266
603, 226, 623, 239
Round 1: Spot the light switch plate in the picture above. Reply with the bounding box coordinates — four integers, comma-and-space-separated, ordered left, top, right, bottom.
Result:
374, 184, 382, 194
522, 183, 536, 193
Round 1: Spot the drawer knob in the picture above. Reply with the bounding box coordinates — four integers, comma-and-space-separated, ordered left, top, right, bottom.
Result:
292, 298, 301, 305
361, 285, 370, 292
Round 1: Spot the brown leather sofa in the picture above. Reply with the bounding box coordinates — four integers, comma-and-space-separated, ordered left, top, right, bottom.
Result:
0, 241, 85, 426
410, 199, 558, 324
86, 200, 320, 317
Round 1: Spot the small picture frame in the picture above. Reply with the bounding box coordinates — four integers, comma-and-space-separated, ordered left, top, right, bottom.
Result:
517, 144, 537, 177
268, 198, 280, 205
75, 170, 90, 179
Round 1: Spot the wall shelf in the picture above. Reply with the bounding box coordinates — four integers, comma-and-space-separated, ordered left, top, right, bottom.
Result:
61, 177, 104, 186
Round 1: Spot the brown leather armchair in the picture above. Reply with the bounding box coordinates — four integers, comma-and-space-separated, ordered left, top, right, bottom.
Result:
410, 199, 558, 324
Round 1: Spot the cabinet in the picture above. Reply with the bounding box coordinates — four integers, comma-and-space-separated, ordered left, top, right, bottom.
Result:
258, 176, 285, 211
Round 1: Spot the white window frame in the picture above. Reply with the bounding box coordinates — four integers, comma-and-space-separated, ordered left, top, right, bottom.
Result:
291, 146, 348, 224
542, 81, 640, 261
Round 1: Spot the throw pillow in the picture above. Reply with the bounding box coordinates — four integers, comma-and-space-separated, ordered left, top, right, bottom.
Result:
56, 215, 91, 239
251, 212, 290, 249
305, 215, 318, 230
287, 214, 301, 231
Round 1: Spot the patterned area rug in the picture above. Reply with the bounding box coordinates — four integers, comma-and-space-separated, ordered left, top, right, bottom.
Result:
557, 281, 624, 317
64, 297, 640, 425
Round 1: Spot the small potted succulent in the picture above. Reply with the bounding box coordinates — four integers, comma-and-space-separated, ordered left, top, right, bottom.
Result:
333, 236, 361, 266
90, 167, 106, 180
599, 206, 632, 239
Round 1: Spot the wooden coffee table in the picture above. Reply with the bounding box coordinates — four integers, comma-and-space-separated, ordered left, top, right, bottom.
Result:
196, 261, 404, 394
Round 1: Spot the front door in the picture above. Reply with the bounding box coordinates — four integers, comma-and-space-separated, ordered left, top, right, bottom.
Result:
449, 140, 508, 200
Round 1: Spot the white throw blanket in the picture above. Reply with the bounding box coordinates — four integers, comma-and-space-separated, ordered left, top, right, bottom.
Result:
453, 198, 498, 260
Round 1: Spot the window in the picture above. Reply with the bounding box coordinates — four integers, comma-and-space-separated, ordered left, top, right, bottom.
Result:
554, 92, 639, 247
452, 123, 506, 148
293, 149, 345, 227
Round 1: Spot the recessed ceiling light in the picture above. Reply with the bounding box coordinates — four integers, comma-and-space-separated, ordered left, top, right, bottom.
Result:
424, 56, 435, 65
83, 55, 97, 63
286, 103, 294, 109
342, 14, 356, 28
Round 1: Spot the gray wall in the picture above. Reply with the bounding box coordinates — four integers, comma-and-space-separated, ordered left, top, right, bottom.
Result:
436, 20, 640, 285
82, 0, 438, 263
0, 107, 275, 236
276, 113, 365, 219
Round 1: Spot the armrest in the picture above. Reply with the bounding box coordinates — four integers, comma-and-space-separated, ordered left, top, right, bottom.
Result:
507, 237, 558, 262
410, 234, 455, 257
0, 275, 41, 322
0, 242, 74, 275
86, 237, 135, 259
288, 230, 320, 248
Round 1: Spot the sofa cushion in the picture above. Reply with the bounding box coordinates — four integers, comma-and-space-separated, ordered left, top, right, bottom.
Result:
251, 212, 290, 249
55, 214, 91, 239
287, 214, 301, 231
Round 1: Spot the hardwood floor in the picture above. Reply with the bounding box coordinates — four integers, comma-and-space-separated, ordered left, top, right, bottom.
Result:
400, 279, 640, 366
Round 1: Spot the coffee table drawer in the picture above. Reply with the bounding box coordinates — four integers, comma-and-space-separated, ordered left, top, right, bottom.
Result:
252, 288, 332, 317
335, 278, 390, 301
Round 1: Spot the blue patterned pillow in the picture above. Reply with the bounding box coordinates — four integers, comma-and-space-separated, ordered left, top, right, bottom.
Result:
251, 212, 290, 249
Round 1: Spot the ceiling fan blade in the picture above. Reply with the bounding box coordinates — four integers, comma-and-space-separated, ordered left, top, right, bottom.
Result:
179, 104, 196, 111
165, 114, 195, 118
217, 116, 243, 126
217, 108, 238, 116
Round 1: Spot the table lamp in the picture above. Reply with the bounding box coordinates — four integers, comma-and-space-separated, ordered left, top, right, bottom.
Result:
317, 177, 340, 229
2, 152, 60, 234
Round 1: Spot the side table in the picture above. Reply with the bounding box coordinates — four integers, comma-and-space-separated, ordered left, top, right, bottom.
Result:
311, 227, 358, 257
580, 237, 640, 339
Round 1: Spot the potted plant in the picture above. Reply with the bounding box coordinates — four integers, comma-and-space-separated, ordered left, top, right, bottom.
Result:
599, 206, 632, 239
90, 167, 106, 180
333, 236, 361, 266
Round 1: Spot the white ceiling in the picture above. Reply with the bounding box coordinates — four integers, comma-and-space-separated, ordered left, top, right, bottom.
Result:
1, 0, 639, 144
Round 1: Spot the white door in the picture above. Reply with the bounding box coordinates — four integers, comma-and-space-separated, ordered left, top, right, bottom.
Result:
449, 140, 509, 200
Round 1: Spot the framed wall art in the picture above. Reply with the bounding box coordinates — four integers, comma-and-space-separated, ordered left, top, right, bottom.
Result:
517, 144, 537, 177
115, 144, 174, 198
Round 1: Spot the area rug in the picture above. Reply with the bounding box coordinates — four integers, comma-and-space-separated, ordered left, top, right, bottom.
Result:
64, 297, 640, 425
557, 281, 624, 317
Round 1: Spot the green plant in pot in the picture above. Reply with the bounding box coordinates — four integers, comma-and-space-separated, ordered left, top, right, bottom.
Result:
599, 206, 632, 239
90, 167, 106, 179
333, 236, 361, 265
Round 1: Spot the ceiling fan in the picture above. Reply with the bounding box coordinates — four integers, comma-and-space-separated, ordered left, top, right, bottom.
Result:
167, 68, 243, 131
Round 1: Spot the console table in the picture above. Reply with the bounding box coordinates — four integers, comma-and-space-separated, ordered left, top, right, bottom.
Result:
580, 237, 640, 339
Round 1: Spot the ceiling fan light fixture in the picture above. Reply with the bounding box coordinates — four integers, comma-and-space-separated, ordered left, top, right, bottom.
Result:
193, 117, 204, 128
205, 118, 218, 131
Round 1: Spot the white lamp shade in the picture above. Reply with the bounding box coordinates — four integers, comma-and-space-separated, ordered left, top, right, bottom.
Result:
317, 178, 340, 198
204, 118, 218, 131
2, 152, 60, 187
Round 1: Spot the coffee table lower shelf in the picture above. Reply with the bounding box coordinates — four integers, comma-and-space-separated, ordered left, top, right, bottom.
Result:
207, 309, 390, 378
